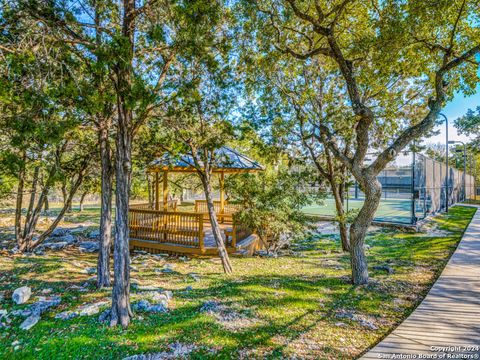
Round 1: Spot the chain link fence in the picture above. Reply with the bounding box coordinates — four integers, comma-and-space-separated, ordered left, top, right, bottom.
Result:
304, 151, 476, 225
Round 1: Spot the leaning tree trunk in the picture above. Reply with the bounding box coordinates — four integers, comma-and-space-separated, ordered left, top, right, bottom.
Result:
61, 181, 72, 212
28, 171, 85, 250
18, 164, 58, 251
97, 126, 113, 288
200, 173, 233, 274
79, 191, 87, 212
348, 175, 382, 285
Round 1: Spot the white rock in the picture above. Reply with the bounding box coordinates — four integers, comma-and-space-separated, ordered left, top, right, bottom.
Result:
42, 241, 69, 250
12, 286, 32, 305
55, 311, 77, 320
51, 228, 68, 237
20, 315, 40, 330
163, 291, 173, 301
79, 241, 99, 253
69, 226, 85, 234
78, 301, 109, 316
57, 234, 76, 244
80, 267, 97, 275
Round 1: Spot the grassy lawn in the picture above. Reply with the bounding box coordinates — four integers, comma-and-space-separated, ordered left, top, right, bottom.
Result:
0, 206, 475, 359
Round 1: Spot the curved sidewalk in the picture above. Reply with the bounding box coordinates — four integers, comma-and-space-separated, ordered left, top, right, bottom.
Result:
361, 206, 480, 359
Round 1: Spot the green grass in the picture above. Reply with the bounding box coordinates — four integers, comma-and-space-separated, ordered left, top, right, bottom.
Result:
0, 206, 475, 359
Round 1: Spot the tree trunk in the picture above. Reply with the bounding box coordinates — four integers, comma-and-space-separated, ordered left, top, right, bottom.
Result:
79, 191, 87, 212
44, 196, 49, 211
110, 0, 137, 328
61, 181, 68, 210
23, 165, 40, 239
200, 172, 233, 274
19, 164, 58, 250
97, 125, 113, 288
15, 152, 26, 249
348, 175, 381, 285
110, 101, 133, 327
28, 171, 86, 250
331, 181, 349, 252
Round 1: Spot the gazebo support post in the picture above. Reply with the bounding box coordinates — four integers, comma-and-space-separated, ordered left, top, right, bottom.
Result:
162, 172, 168, 241
163, 171, 168, 212
155, 172, 160, 211
219, 172, 225, 223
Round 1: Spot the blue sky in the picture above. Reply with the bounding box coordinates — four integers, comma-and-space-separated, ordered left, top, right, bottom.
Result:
425, 85, 480, 145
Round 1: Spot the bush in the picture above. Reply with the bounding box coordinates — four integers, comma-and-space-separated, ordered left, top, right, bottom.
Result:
227, 168, 322, 253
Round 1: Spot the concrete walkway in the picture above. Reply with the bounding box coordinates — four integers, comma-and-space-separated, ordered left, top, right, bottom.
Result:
361, 206, 480, 359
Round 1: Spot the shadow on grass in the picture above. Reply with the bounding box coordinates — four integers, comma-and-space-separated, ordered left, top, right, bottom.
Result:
0, 206, 474, 359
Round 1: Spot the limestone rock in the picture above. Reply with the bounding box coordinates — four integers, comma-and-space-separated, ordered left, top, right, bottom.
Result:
42, 241, 69, 250
55, 311, 77, 320
12, 286, 31, 305
20, 314, 40, 330
51, 228, 69, 237
88, 230, 100, 239
79, 241, 99, 253
29, 296, 61, 316
78, 301, 109, 316
132, 299, 168, 314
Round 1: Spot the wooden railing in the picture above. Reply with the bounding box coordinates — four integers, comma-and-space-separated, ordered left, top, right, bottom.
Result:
194, 200, 242, 214
129, 208, 204, 251
130, 200, 178, 212
225, 221, 253, 247
194, 200, 242, 222
129, 205, 252, 254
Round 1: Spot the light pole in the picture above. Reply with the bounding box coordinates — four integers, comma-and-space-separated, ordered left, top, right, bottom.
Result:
474, 157, 477, 200
439, 113, 449, 212
448, 140, 467, 201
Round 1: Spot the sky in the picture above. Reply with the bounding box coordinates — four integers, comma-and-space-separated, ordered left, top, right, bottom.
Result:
386, 85, 480, 167
424, 85, 480, 146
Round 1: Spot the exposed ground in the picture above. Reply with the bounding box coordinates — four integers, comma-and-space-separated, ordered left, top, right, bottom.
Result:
0, 205, 475, 360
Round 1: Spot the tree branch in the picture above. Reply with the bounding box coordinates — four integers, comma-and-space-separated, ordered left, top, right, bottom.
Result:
370, 44, 480, 174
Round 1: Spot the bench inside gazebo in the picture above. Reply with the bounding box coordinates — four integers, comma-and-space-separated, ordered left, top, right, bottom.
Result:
128, 147, 263, 256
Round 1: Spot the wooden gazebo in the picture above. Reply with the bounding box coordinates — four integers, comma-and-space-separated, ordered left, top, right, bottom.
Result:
129, 147, 263, 255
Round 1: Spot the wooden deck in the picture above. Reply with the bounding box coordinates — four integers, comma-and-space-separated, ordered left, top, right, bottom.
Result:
128, 205, 253, 256
361, 206, 480, 359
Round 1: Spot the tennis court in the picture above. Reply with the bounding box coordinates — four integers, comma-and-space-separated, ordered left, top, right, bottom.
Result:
301, 150, 476, 225
302, 197, 413, 224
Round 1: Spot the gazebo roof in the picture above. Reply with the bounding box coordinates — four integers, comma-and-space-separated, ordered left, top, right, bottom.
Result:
148, 146, 264, 173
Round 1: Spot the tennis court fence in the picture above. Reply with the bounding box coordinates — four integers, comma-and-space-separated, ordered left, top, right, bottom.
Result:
304, 152, 476, 225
